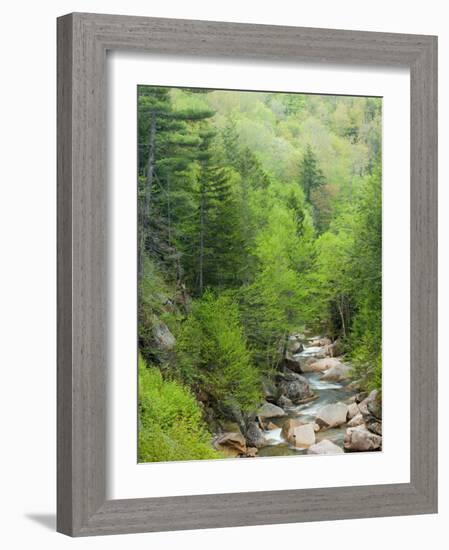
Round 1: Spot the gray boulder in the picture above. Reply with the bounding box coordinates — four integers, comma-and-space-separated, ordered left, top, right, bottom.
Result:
347, 413, 364, 427
290, 423, 316, 447
344, 426, 382, 452
367, 395, 382, 420
245, 421, 266, 449
366, 418, 382, 435
152, 321, 176, 351
281, 418, 304, 441
308, 439, 344, 455
276, 370, 314, 405
358, 390, 379, 416
347, 402, 360, 419
316, 402, 348, 429
287, 338, 304, 355
262, 379, 278, 403
304, 357, 342, 373
320, 363, 352, 382
257, 402, 287, 420
284, 351, 304, 373
277, 395, 294, 409
282, 420, 315, 447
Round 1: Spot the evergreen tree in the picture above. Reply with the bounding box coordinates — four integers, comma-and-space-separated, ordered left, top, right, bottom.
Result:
137, 86, 214, 279
299, 145, 325, 203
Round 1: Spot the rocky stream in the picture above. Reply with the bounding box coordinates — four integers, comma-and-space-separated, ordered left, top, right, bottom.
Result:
214, 333, 383, 458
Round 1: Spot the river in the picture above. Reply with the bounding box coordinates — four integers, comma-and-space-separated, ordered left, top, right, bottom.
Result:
258, 344, 357, 456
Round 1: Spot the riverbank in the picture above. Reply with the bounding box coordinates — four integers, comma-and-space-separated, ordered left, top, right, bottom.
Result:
214, 333, 382, 458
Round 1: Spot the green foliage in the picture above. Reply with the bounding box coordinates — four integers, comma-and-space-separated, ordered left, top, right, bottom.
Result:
299, 144, 325, 203
137, 85, 383, 461
238, 196, 311, 370
176, 291, 262, 412
346, 169, 382, 389
138, 355, 221, 462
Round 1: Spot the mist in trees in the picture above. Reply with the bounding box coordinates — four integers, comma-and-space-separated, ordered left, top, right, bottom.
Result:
137, 85, 382, 462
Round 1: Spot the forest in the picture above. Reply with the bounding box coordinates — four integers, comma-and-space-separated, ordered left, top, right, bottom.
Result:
137, 85, 382, 462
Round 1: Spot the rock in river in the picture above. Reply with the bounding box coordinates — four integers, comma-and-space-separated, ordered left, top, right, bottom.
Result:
344, 426, 382, 451
284, 351, 304, 373
282, 419, 315, 447
277, 395, 294, 409
347, 412, 364, 427
214, 432, 247, 456
281, 418, 303, 440
276, 369, 314, 405
347, 402, 360, 419
320, 363, 352, 382
245, 421, 266, 449
358, 390, 379, 416
305, 357, 342, 373
315, 402, 348, 429
257, 402, 287, 420
287, 338, 304, 355
365, 418, 382, 436
308, 439, 344, 455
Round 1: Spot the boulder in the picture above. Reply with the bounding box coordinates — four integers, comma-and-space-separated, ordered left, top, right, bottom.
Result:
276, 370, 314, 405
214, 432, 246, 455
366, 418, 382, 436
347, 402, 360, 420
367, 395, 382, 420
358, 390, 379, 416
262, 379, 278, 403
310, 337, 331, 347
281, 418, 303, 440
152, 322, 176, 351
257, 402, 287, 420
355, 391, 369, 404
316, 402, 348, 429
245, 421, 266, 449
346, 380, 362, 392
313, 423, 321, 432
304, 357, 342, 373
291, 423, 316, 447
245, 447, 258, 458
287, 339, 304, 355
282, 420, 316, 447
277, 395, 294, 409
320, 363, 352, 382
307, 439, 344, 455
347, 413, 364, 427
262, 421, 278, 431
284, 351, 303, 373
344, 426, 382, 452
326, 339, 343, 357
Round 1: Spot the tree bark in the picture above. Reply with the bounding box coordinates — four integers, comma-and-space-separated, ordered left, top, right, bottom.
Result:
198, 188, 205, 294
138, 111, 157, 277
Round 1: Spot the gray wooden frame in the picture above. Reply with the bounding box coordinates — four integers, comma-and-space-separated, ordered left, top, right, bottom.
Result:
57, 12, 438, 537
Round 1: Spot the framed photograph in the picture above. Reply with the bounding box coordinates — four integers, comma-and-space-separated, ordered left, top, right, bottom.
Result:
57, 13, 438, 536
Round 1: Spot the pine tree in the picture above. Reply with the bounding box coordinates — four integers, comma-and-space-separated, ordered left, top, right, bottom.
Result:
299, 145, 325, 203
137, 86, 214, 279
183, 124, 245, 294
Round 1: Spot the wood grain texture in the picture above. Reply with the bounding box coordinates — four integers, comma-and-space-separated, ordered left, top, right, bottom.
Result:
57, 12, 438, 536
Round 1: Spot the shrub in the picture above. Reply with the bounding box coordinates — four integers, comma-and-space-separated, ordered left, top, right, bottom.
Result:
138, 355, 220, 462
176, 291, 262, 413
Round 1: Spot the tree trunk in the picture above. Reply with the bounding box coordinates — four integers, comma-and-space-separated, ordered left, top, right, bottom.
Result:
198, 189, 205, 294
138, 110, 157, 278
338, 296, 346, 338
